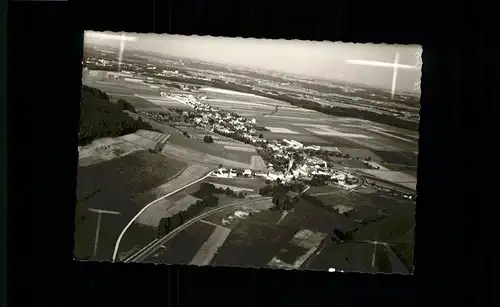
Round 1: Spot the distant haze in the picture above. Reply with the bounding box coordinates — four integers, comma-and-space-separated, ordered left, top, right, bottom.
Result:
85, 31, 422, 94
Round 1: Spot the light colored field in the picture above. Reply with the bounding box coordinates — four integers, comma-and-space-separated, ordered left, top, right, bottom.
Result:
200, 87, 277, 101
340, 124, 364, 128
361, 169, 417, 183
208, 182, 255, 192
215, 140, 254, 148
260, 132, 332, 145
189, 226, 232, 266
268, 229, 327, 270
360, 169, 417, 191
224, 145, 257, 153
291, 123, 332, 129
78, 137, 143, 166
204, 154, 250, 169
141, 117, 184, 135
135, 94, 189, 108
321, 146, 342, 153
262, 115, 330, 122
162, 143, 208, 162
148, 99, 190, 108
107, 92, 137, 98
204, 99, 274, 108
150, 164, 211, 198
119, 134, 158, 150
136, 194, 201, 227
249, 155, 267, 172
206, 177, 267, 190
278, 107, 318, 113
238, 198, 276, 211
367, 128, 418, 144
265, 127, 300, 134
398, 182, 417, 190
162, 142, 265, 171
303, 127, 372, 139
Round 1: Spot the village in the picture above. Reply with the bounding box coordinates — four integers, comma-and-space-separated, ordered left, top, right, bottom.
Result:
139, 89, 366, 191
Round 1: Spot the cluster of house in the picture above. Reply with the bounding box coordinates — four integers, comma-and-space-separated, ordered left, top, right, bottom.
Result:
210, 154, 359, 190
250, 139, 360, 188
212, 168, 253, 178
253, 160, 359, 189
160, 92, 265, 140
143, 82, 362, 190
268, 139, 320, 152
161, 92, 199, 107
84, 58, 113, 67
161, 97, 362, 189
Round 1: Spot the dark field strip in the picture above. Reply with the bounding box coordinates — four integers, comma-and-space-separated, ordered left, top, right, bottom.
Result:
372, 150, 418, 166
77, 151, 187, 220
144, 221, 215, 265
212, 223, 296, 268
75, 151, 188, 261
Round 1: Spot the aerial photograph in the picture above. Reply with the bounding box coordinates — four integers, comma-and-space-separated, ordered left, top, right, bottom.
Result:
75, 31, 420, 274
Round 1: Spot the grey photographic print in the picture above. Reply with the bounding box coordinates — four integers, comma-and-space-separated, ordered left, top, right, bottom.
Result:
75, 31, 419, 275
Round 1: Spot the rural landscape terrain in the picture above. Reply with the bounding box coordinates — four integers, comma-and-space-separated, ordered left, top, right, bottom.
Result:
75, 33, 419, 274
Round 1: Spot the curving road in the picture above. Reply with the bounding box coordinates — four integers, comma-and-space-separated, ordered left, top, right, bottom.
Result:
124, 197, 272, 263
112, 169, 215, 262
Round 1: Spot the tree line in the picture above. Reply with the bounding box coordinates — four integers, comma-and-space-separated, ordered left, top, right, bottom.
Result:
268, 94, 419, 131
79, 85, 158, 146
259, 181, 304, 211
156, 183, 247, 238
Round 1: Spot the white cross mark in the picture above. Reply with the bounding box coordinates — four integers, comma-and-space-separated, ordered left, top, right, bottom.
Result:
88, 208, 121, 258
346, 52, 421, 99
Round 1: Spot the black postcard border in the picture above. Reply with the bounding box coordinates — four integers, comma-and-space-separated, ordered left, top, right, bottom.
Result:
8, 0, 486, 306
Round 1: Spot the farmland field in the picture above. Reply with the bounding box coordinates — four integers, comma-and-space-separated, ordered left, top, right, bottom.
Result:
81, 40, 419, 273
211, 211, 296, 268
117, 222, 158, 261
352, 214, 415, 242
307, 185, 345, 195
305, 240, 392, 273
77, 151, 187, 213
78, 139, 143, 167
144, 221, 216, 264
75, 151, 188, 260
372, 150, 418, 165
359, 169, 417, 191
141, 164, 210, 199
189, 226, 232, 266
336, 147, 384, 161
206, 177, 267, 191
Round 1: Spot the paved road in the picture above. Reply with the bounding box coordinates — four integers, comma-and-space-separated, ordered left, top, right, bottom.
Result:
124, 197, 273, 263
112, 169, 215, 262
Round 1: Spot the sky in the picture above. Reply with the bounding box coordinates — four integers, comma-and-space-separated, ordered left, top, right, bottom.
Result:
85, 31, 422, 94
